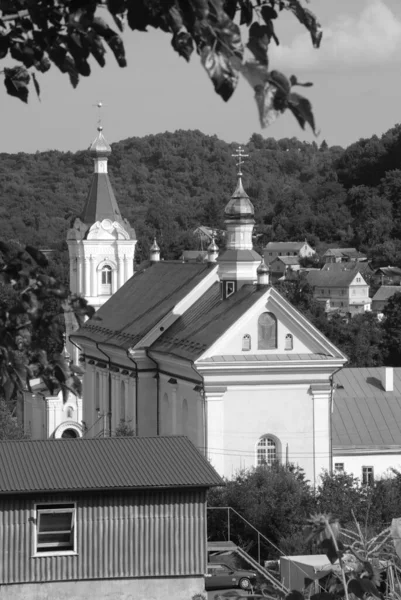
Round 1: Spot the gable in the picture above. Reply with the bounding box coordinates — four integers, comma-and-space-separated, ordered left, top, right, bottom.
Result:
196, 286, 346, 362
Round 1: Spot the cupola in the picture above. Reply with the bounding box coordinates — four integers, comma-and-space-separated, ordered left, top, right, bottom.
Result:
207, 237, 219, 263
150, 238, 161, 263
257, 257, 270, 286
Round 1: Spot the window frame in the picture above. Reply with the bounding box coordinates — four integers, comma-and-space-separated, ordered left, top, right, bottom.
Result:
33, 502, 77, 557
257, 312, 277, 350
256, 436, 279, 467
101, 265, 112, 285
362, 466, 374, 486
334, 462, 344, 472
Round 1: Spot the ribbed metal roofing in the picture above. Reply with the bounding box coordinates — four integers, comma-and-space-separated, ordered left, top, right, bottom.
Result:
307, 263, 365, 287
372, 286, 401, 302
333, 368, 401, 448
80, 173, 127, 228
0, 436, 223, 495
224, 176, 254, 221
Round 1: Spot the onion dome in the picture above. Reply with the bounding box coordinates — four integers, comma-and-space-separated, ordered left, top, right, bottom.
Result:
257, 257, 269, 274
89, 126, 111, 158
207, 237, 219, 263
257, 257, 270, 285
224, 176, 255, 221
150, 238, 160, 263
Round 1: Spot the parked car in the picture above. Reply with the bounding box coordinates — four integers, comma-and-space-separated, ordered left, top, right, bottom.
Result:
205, 563, 257, 590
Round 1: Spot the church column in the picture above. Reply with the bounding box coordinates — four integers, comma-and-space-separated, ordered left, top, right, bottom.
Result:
77, 256, 83, 296
84, 258, 91, 297
124, 255, 129, 283
204, 386, 227, 476
310, 383, 332, 486
117, 256, 124, 288
91, 256, 97, 298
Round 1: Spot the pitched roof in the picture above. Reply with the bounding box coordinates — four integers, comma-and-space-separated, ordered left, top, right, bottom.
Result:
151, 282, 267, 361
307, 263, 365, 287
332, 368, 401, 448
181, 250, 208, 262
74, 262, 215, 350
265, 242, 306, 251
80, 173, 125, 227
377, 267, 401, 277
323, 247, 359, 257
271, 256, 300, 266
0, 436, 223, 495
372, 286, 401, 302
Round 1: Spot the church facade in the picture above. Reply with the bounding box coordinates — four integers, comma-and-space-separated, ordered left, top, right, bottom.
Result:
70, 140, 347, 484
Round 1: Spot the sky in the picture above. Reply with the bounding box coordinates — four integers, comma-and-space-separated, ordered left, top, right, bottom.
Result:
0, 0, 401, 154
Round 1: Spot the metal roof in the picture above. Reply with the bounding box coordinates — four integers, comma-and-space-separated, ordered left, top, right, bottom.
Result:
271, 256, 300, 266
307, 263, 365, 287
333, 368, 401, 448
265, 242, 307, 251
372, 286, 401, 302
80, 173, 126, 228
0, 436, 223, 495
75, 261, 214, 349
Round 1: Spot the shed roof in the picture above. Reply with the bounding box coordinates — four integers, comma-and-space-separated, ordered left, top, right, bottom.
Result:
271, 256, 300, 266
372, 286, 401, 302
377, 267, 401, 277
307, 264, 365, 287
332, 368, 401, 448
0, 436, 223, 495
74, 261, 214, 349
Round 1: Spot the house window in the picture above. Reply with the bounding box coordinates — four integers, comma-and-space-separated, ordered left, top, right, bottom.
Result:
256, 436, 277, 466
334, 463, 344, 472
258, 312, 277, 350
285, 333, 293, 351
321, 289, 324, 295
356, 277, 361, 282
362, 466, 374, 485
242, 334, 251, 351
35, 503, 76, 555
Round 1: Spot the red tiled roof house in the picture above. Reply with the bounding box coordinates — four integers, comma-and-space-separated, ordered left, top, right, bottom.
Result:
0, 436, 222, 600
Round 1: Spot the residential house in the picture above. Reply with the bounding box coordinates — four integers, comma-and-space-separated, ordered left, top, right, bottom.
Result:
374, 267, 401, 286
0, 436, 222, 600
371, 285, 401, 312
269, 255, 301, 284
264, 241, 315, 264
69, 136, 347, 486
332, 367, 401, 482
323, 248, 367, 264
307, 263, 371, 316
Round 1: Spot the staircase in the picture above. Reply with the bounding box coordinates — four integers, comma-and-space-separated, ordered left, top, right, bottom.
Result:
207, 507, 289, 594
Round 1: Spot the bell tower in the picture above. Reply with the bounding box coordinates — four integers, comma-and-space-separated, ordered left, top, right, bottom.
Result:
66, 125, 137, 360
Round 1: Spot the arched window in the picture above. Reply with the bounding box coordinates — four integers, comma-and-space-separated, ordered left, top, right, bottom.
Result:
120, 380, 126, 421
285, 333, 293, 351
95, 371, 100, 411
100, 265, 112, 295
101, 265, 112, 284
256, 436, 278, 466
66, 407, 73, 419
258, 312, 277, 350
182, 399, 189, 435
242, 334, 251, 351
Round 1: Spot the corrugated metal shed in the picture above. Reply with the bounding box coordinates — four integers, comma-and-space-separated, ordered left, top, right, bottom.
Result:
0, 436, 223, 494
333, 368, 401, 448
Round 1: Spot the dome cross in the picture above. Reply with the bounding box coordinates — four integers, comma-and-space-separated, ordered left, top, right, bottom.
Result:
231, 146, 249, 176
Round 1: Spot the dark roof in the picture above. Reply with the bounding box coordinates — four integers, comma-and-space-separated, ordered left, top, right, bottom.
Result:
218, 249, 261, 263
333, 368, 401, 448
307, 263, 365, 287
74, 262, 215, 349
377, 267, 401, 277
80, 173, 126, 227
372, 286, 401, 302
271, 256, 300, 266
0, 436, 223, 495
324, 247, 359, 257
151, 282, 267, 361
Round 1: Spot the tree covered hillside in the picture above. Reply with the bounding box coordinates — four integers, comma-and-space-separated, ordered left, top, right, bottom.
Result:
1, 126, 401, 267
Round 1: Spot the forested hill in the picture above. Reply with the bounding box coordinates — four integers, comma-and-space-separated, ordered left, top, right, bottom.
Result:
1, 126, 401, 268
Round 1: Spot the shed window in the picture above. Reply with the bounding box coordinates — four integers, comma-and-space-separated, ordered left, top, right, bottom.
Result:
258, 312, 277, 350
35, 503, 76, 555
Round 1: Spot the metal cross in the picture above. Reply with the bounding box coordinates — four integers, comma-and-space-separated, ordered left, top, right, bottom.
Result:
92, 101, 106, 129
231, 146, 249, 176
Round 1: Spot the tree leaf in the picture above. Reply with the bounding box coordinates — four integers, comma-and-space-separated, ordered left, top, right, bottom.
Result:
25, 245, 48, 267
360, 578, 383, 599
32, 72, 40, 100
288, 91, 318, 134
247, 22, 271, 66
200, 46, 238, 101
284, 0, 323, 48
4, 66, 30, 103
286, 592, 304, 600
171, 29, 194, 61
240, 0, 253, 26
348, 579, 364, 599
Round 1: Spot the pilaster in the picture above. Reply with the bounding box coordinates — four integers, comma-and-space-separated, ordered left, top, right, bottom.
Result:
204, 386, 227, 476
310, 383, 332, 484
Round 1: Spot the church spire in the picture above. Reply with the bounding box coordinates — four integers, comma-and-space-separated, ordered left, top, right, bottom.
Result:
79, 125, 125, 227
217, 146, 261, 299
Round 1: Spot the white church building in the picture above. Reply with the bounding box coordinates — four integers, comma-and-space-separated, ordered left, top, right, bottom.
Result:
63, 134, 348, 484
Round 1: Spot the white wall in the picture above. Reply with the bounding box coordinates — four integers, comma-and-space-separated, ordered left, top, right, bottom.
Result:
333, 453, 401, 480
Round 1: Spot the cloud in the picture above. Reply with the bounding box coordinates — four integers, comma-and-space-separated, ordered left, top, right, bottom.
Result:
269, 0, 401, 71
